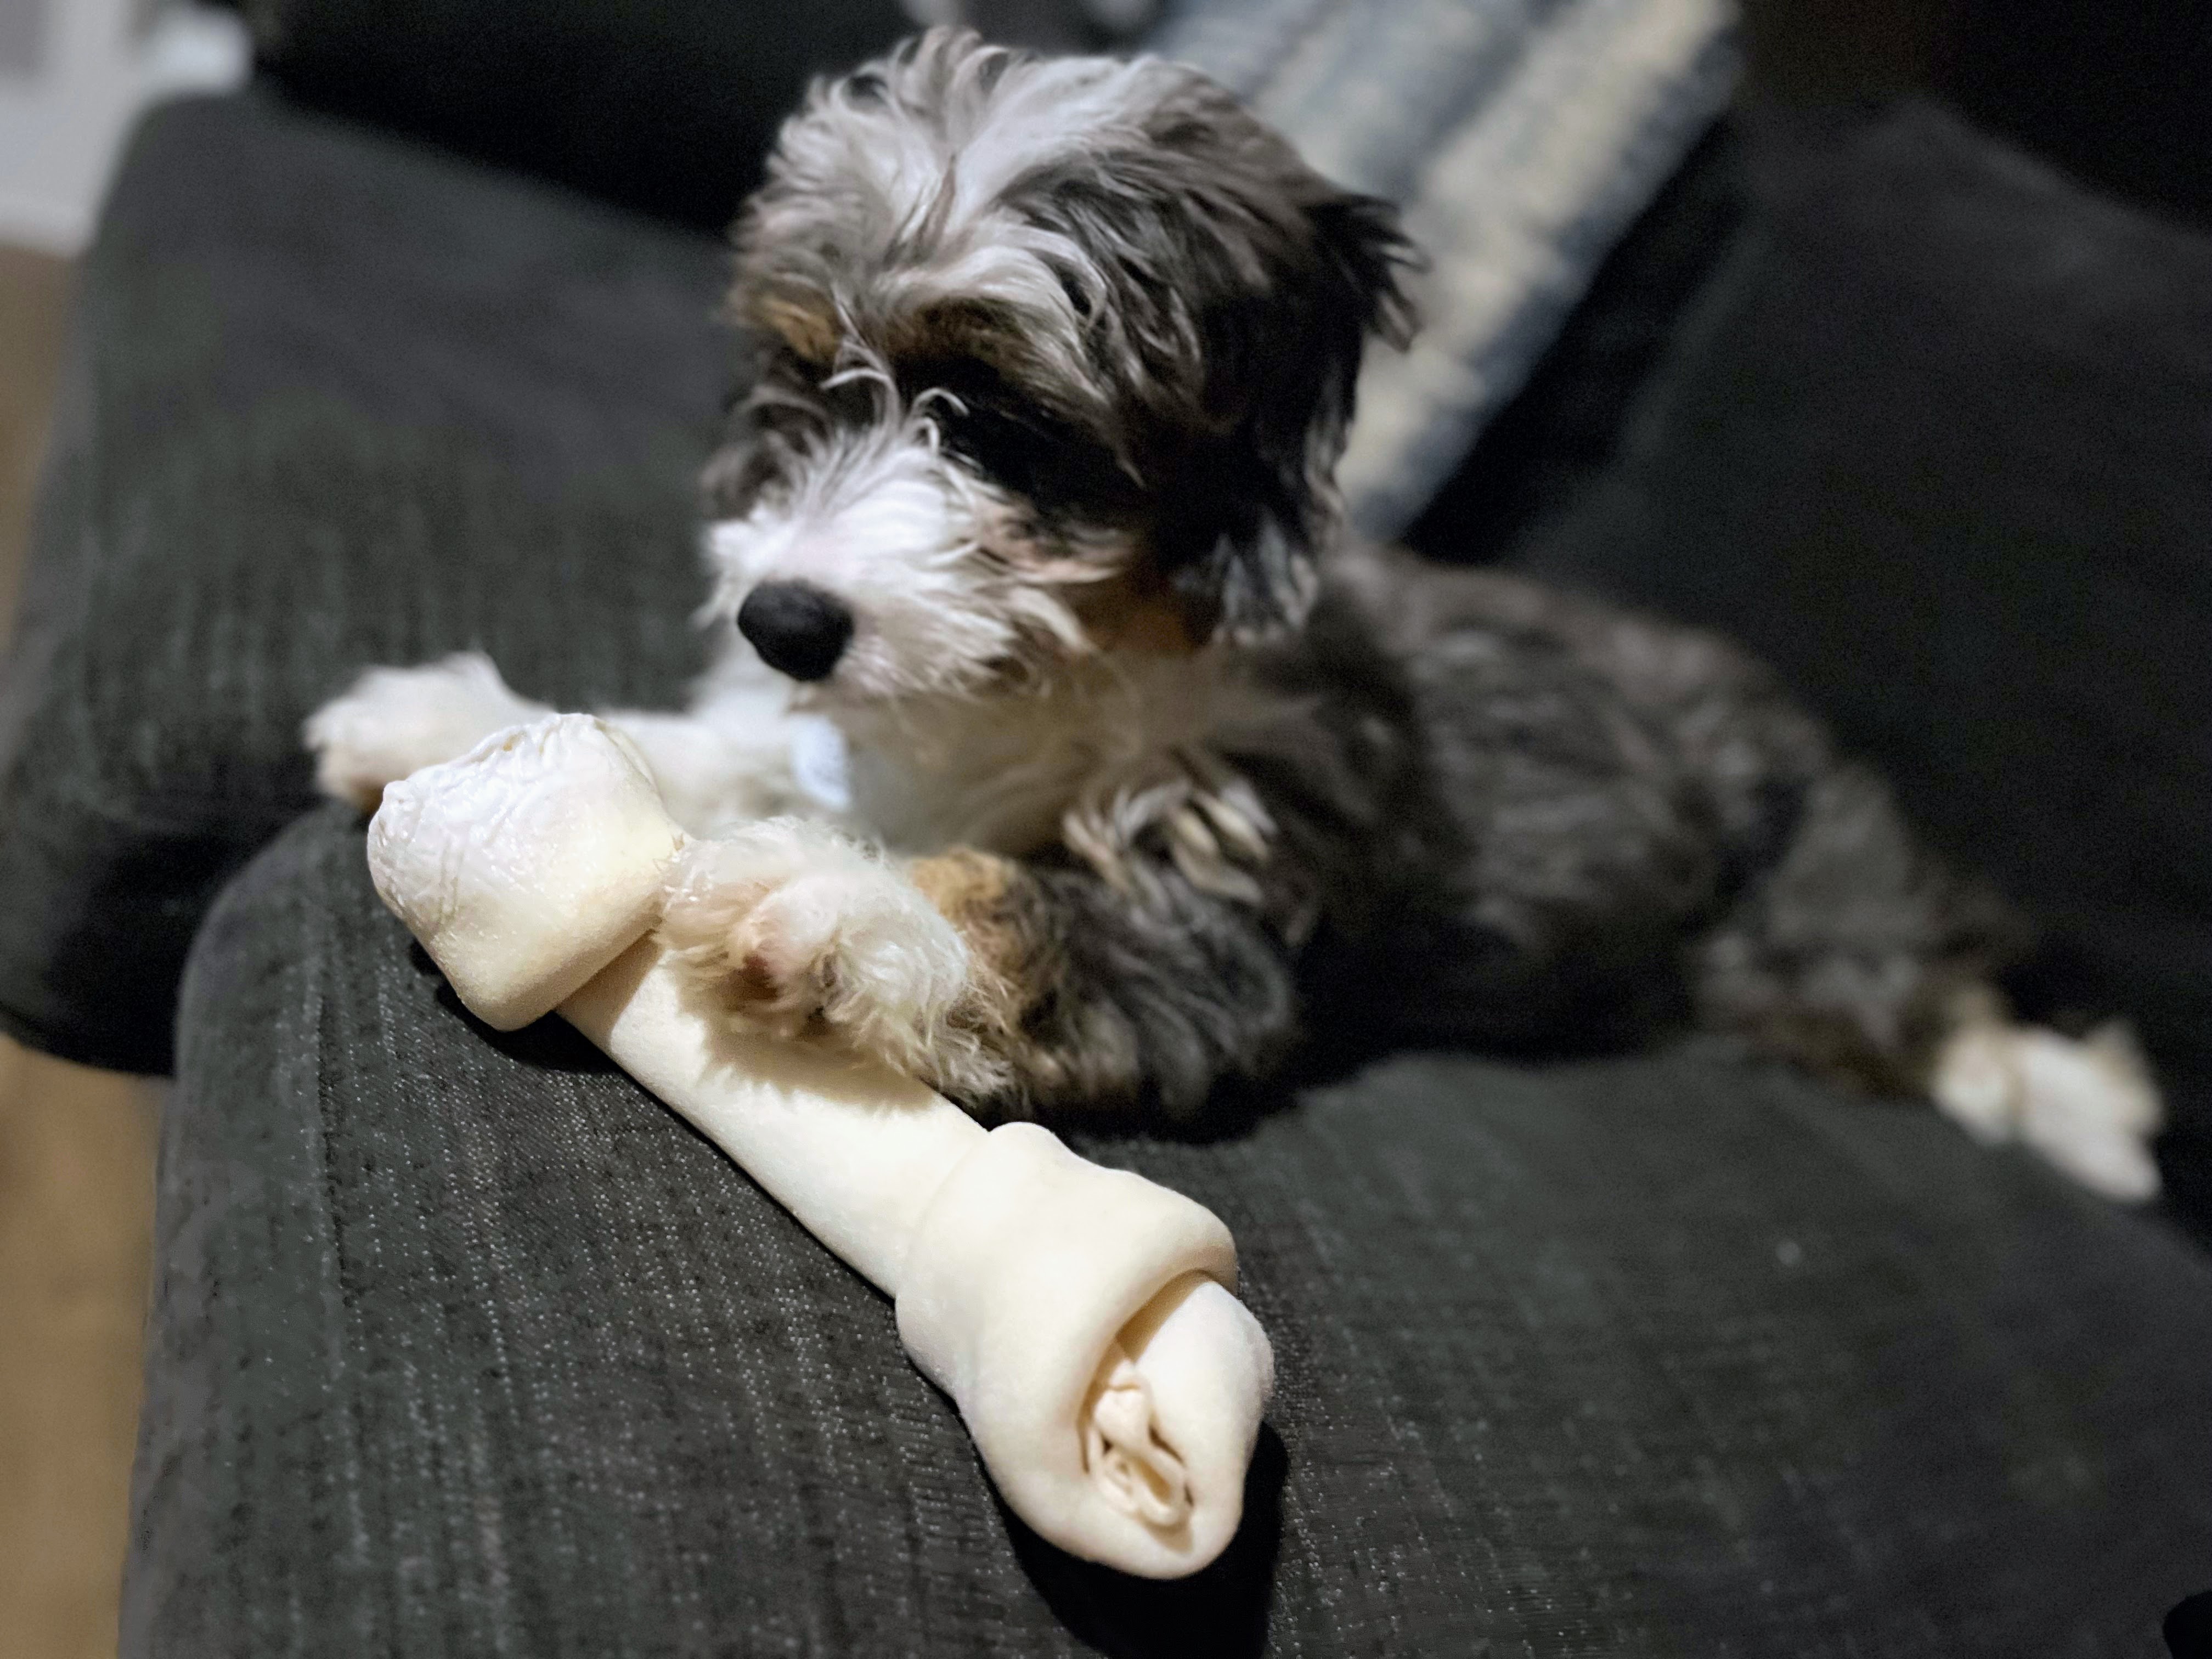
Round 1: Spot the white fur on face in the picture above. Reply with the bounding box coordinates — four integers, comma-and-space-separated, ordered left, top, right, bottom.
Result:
704, 400, 1095, 702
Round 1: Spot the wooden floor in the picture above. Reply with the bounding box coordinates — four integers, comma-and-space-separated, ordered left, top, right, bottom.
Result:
0, 242, 159, 1659
0, 244, 72, 636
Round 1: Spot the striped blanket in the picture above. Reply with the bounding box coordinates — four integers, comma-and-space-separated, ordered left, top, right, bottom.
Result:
1146, 0, 1740, 538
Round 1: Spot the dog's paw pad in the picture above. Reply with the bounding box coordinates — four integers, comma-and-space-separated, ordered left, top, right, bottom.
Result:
1933, 1020, 2163, 1201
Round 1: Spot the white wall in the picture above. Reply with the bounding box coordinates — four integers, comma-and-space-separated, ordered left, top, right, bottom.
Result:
0, 0, 247, 253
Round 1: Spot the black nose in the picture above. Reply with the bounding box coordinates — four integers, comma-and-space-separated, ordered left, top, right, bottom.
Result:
736, 581, 853, 681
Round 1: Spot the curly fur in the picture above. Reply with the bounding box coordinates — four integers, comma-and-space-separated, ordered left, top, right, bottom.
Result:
306, 29, 2162, 1200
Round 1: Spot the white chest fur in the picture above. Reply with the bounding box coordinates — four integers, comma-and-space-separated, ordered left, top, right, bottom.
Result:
827, 653, 1313, 888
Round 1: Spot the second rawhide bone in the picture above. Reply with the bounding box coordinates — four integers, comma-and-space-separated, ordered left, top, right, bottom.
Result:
365, 714, 1273, 1579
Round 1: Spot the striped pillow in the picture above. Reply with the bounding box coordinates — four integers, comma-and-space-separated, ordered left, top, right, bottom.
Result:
1148, 0, 1740, 538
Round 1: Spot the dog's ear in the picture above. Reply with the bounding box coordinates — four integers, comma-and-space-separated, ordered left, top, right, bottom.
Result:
1020, 76, 1415, 635
1189, 182, 1414, 636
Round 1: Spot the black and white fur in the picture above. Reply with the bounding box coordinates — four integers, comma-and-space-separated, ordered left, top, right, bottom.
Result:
308, 30, 2162, 1199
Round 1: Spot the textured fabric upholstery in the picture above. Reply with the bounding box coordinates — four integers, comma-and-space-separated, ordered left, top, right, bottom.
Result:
0, 91, 728, 1070
128, 802, 2212, 1656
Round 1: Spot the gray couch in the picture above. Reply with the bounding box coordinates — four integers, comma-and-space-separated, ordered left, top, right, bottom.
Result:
3, 5, 2209, 1653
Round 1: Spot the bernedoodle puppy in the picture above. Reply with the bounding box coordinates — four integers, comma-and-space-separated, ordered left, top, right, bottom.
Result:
307, 29, 2162, 1198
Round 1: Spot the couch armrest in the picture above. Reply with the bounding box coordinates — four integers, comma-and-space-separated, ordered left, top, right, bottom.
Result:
236, 0, 915, 230
0, 91, 726, 1071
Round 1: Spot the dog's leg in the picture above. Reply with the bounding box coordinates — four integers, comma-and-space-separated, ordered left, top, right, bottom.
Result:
306, 652, 551, 810
659, 832, 1297, 1120
1692, 764, 2162, 1199
307, 650, 811, 831
901, 848, 1301, 1119
1693, 765, 2007, 1088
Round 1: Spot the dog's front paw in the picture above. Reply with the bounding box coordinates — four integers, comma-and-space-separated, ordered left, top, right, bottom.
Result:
305, 653, 548, 809
658, 820, 975, 1078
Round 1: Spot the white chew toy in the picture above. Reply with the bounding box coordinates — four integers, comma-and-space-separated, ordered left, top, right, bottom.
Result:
366, 714, 1273, 1578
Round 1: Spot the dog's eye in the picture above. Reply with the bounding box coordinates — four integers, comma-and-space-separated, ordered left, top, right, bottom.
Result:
936, 399, 1143, 524
936, 403, 1056, 496
894, 353, 1141, 520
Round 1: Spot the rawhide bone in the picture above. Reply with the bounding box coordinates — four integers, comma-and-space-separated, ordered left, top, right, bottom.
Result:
366, 714, 1273, 1578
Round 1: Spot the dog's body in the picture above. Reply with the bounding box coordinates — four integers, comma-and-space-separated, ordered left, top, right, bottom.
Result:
308, 30, 2162, 1197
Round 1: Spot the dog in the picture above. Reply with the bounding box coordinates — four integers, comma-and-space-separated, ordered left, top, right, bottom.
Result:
307, 29, 2162, 1199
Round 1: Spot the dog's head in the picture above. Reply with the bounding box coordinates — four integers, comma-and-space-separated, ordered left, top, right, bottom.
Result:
704, 28, 1412, 702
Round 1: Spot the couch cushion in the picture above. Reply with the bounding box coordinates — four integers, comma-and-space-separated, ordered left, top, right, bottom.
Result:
1512, 100, 2212, 1232
126, 802, 2212, 1655
0, 91, 729, 1070
235, 0, 917, 231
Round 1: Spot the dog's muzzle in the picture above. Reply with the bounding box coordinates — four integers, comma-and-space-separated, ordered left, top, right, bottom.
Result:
738, 580, 854, 681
